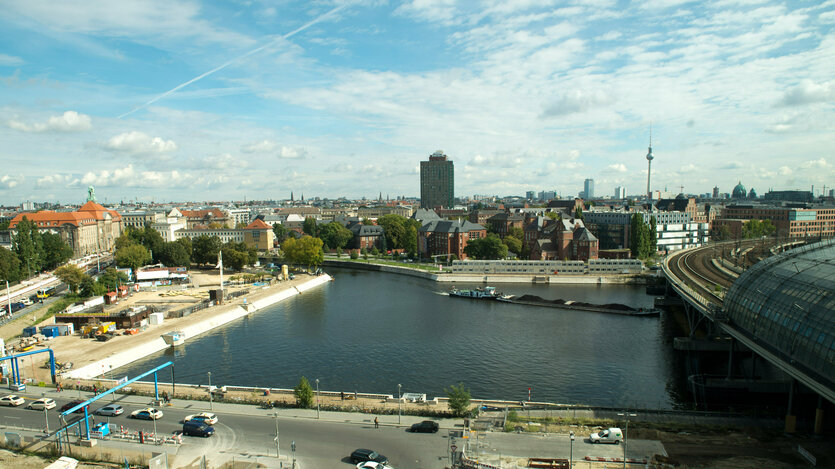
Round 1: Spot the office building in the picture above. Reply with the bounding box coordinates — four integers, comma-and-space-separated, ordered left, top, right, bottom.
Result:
420, 150, 454, 209
614, 186, 627, 199
584, 179, 595, 199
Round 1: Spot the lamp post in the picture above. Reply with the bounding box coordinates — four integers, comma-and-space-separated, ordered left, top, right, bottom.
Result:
274, 412, 280, 459
569, 431, 574, 469
42, 392, 49, 434
398, 384, 402, 424
208, 372, 213, 411
315, 379, 320, 419
291, 440, 296, 468
617, 411, 637, 469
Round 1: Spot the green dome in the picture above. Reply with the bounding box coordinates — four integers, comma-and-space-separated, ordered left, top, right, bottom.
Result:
732, 181, 747, 198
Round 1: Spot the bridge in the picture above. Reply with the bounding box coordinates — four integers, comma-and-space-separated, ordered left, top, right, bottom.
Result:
663, 238, 834, 432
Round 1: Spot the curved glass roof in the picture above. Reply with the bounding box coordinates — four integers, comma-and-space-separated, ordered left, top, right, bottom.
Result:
724, 238, 835, 388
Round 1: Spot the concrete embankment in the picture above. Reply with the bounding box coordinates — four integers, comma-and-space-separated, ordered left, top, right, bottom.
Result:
64, 274, 332, 380
324, 259, 649, 284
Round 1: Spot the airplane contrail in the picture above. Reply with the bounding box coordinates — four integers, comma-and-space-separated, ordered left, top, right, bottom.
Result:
118, 3, 351, 119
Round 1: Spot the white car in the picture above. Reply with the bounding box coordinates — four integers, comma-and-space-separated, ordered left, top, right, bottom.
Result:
0, 395, 25, 406
27, 398, 56, 410
130, 408, 163, 420
184, 412, 218, 425
356, 462, 394, 469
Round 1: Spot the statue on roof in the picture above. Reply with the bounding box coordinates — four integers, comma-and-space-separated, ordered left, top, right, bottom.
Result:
87, 185, 97, 202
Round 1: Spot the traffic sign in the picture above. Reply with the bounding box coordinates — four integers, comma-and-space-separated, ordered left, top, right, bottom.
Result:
451, 445, 458, 452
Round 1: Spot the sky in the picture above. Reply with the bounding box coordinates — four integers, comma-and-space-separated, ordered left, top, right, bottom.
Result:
1, 0, 833, 205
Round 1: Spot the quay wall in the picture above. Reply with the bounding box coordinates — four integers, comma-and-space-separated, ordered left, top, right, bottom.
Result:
323, 260, 649, 284
64, 274, 332, 380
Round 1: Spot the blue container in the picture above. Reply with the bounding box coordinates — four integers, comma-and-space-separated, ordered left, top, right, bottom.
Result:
22, 326, 38, 337
41, 326, 59, 338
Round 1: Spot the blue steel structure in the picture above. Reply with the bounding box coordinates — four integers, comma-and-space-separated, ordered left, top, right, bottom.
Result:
0, 348, 58, 387
57, 361, 174, 445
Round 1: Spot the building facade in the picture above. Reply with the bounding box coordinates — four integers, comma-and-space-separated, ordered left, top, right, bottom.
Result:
8, 201, 123, 256
420, 150, 454, 209
418, 219, 485, 260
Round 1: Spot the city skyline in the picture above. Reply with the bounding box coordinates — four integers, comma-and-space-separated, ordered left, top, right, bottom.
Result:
1, 0, 833, 204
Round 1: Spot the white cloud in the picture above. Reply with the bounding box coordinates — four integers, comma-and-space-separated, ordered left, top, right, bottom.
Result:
778, 166, 792, 176
242, 139, 279, 153
800, 158, 829, 169
104, 131, 177, 155
606, 163, 627, 172
778, 80, 835, 106
542, 90, 613, 117
679, 164, 697, 173
241, 139, 306, 159
80, 164, 193, 188
36, 174, 78, 188
0, 54, 24, 66
7, 111, 92, 132
0, 175, 21, 189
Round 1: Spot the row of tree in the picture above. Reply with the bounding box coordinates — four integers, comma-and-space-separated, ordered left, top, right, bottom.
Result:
54, 264, 129, 298
629, 214, 658, 259
0, 217, 74, 283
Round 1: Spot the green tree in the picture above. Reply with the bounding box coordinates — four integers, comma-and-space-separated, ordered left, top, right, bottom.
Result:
97, 268, 129, 291
503, 235, 523, 256
272, 223, 289, 243
544, 211, 561, 220
404, 225, 418, 257
115, 244, 152, 273
319, 222, 354, 250
157, 241, 191, 267
12, 217, 43, 277
302, 217, 319, 237
54, 264, 86, 294
80, 275, 106, 298
282, 236, 324, 268
115, 230, 137, 250
713, 225, 732, 241
0, 247, 21, 283
221, 246, 248, 270
629, 214, 650, 259
377, 214, 407, 249
41, 232, 73, 270
507, 226, 524, 240
176, 236, 192, 258
192, 235, 222, 265
464, 235, 508, 260
649, 215, 658, 254
445, 382, 472, 417
574, 207, 584, 221
349, 250, 359, 260
294, 376, 314, 409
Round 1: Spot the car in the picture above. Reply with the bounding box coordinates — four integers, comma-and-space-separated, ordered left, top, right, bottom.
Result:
356, 462, 394, 469
20, 298, 33, 306
95, 404, 124, 416
27, 398, 56, 410
0, 395, 25, 406
184, 412, 218, 425
182, 420, 215, 437
60, 401, 88, 413
130, 408, 163, 420
589, 427, 623, 444
409, 420, 439, 433
350, 449, 388, 465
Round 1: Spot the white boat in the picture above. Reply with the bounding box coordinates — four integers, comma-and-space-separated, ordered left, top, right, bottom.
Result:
161, 330, 186, 347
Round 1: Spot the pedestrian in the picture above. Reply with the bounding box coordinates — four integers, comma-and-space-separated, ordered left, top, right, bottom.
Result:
56, 382, 62, 393
374, 417, 379, 429
340, 391, 344, 401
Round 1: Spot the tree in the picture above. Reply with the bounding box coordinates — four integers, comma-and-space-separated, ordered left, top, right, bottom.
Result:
503, 236, 523, 256
0, 247, 21, 283
282, 236, 324, 268
507, 226, 524, 240
544, 211, 560, 220
294, 376, 314, 409
97, 267, 129, 291
649, 215, 658, 254
377, 214, 407, 249
302, 217, 319, 237
157, 241, 191, 267
12, 216, 43, 277
221, 246, 248, 270
54, 265, 86, 294
445, 382, 472, 417
41, 232, 74, 270
713, 225, 732, 241
629, 214, 651, 259
319, 222, 353, 250
80, 275, 105, 298
464, 235, 508, 260
574, 207, 584, 221
115, 244, 151, 273
192, 235, 222, 265
272, 223, 289, 243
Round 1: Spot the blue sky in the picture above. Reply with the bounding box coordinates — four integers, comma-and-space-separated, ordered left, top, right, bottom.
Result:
1, 0, 833, 204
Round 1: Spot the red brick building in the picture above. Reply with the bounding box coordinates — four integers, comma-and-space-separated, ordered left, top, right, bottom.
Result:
418, 220, 486, 260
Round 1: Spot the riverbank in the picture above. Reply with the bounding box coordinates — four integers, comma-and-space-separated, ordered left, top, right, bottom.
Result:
324, 259, 652, 284
20, 273, 331, 383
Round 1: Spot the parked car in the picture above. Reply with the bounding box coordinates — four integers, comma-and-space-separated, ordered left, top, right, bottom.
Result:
27, 398, 56, 410
0, 395, 25, 406
95, 404, 124, 416
184, 412, 218, 425
20, 298, 33, 306
589, 427, 623, 444
409, 420, 439, 433
182, 420, 215, 437
356, 462, 394, 469
130, 408, 163, 420
60, 401, 88, 413
350, 449, 388, 465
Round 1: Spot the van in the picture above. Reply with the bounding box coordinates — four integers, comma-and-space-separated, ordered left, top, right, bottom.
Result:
183, 420, 214, 437
589, 427, 623, 444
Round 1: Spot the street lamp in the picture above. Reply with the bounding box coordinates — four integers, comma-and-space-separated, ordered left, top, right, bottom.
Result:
208, 372, 213, 411
315, 378, 320, 419
274, 412, 280, 459
398, 384, 402, 424
569, 431, 574, 469
42, 392, 49, 434
617, 411, 637, 469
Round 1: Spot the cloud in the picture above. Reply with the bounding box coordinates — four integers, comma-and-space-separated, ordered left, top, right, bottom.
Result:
541, 90, 613, 117
0, 54, 24, 66
0, 175, 22, 189
679, 164, 697, 173
103, 131, 177, 155
778, 166, 792, 176
800, 158, 829, 169
719, 162, 745, 170
80, 164, 193, 188
7, 111, 92, 132
36, 174, 78, 188
606, 163, 627, 172
241, 139, 306, 159
778, 80, 835, 106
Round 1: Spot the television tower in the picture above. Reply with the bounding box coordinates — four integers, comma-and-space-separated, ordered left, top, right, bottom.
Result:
646, 125, 654, 201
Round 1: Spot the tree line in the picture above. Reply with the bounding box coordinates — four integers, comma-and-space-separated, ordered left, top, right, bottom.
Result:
0, 217, 73, 283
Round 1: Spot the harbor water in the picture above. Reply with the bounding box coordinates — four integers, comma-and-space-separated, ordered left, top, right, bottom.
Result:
115, 268, 688, 408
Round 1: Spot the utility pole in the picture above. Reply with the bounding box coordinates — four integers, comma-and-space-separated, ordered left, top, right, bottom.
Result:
274, 412, 280, 459
618, 411, 637, 469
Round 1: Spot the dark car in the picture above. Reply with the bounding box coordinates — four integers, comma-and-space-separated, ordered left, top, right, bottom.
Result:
409, 420, 439, 433
183, 420, 215, 437
350, 449, 388, 465
60, 401, 88, 414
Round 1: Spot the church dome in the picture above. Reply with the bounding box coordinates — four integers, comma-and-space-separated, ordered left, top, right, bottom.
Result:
732, 181, 747, 198
748, 188, 757, 198
676, 193, 686, 200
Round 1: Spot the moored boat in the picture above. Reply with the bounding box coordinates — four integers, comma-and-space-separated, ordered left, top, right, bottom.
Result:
448, 286, 505, 300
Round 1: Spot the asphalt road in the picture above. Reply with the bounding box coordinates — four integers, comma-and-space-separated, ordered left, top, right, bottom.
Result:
0, 395, 453, 468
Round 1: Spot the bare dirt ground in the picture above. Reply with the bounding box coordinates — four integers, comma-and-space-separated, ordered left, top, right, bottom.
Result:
0, 448, 119, 469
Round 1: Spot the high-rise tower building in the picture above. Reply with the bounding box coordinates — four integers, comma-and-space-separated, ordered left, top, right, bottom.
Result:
420, 150, 454, 209
584, 178, 595, 199
646, 127, 654, 201
712, 186, 720, 198
614, 186, 627, 199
